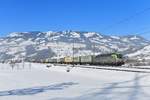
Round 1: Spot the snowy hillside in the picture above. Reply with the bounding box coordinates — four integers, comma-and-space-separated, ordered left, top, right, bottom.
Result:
0, 63, 150, 100
127, 45, 150, 60
0, 30, 149, 61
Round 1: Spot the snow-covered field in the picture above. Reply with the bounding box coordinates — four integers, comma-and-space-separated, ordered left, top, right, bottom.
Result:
0, 63, 150, 100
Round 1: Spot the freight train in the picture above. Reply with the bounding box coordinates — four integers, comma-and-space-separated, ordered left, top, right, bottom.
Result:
47, 53, 125, 66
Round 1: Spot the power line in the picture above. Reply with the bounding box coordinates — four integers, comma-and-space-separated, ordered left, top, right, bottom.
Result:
129, 26, 150, 36
136, 30, 150, 36
102, 7, 150, 32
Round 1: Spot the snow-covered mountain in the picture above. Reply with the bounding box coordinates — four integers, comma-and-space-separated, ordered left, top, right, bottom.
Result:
0, 30, 149, 61
127, 45, 150, 60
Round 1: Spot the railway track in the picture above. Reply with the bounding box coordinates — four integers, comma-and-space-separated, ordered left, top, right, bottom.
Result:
74, 65, 150, 73
52, 64, 150, 73
107, 65, 150, 70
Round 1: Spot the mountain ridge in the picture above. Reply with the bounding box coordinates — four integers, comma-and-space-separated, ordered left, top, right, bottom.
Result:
0, 30, 149, 61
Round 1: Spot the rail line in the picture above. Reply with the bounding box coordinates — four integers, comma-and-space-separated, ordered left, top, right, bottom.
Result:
74, 65, 150, 73
52, 64, 150, 73
107, 66, 150, 70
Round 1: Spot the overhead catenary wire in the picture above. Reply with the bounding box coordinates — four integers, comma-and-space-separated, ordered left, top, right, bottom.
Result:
102, 7, 150, 34
128, 26, 150, 38
136, 30, 150, 36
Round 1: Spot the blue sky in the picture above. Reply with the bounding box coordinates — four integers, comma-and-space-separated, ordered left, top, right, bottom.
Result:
0, 0, 150, 39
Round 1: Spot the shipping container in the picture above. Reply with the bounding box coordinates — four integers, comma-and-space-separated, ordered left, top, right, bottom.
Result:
73, 57, 80, 63
64, 56, 73, 63
80, 55, 93, 64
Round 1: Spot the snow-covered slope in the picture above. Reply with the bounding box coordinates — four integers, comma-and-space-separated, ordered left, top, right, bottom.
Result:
0, 30, 149, 61
127, 45, 150, 60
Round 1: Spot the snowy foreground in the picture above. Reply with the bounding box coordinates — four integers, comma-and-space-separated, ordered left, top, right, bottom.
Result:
0, 63, 150, 100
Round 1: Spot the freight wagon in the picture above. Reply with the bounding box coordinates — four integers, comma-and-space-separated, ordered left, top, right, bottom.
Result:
80, 55, 94, 65
64, 56, 73, 64
73, 57, 81, 64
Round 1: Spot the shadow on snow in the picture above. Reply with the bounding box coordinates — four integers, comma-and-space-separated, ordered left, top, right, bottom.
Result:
50, 73, 150, 100
0, 82, 78, 96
